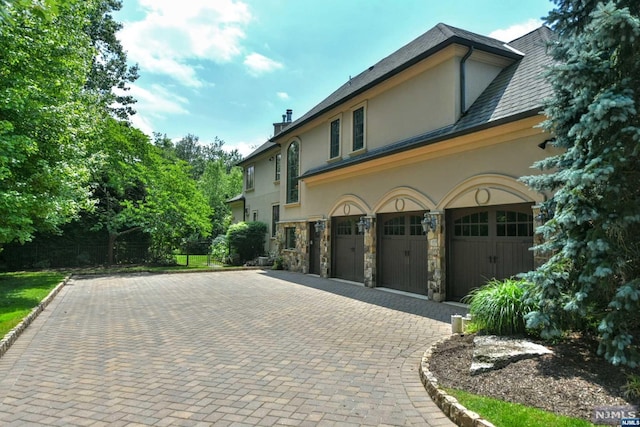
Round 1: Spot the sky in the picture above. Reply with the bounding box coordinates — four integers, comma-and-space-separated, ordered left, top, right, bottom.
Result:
114, 0, 554, 157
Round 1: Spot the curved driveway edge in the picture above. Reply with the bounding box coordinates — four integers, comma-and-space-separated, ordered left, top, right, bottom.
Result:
0, 275, 70, 360
0, 270, 461, 426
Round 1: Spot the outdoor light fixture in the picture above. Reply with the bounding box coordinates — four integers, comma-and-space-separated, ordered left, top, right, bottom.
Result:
421, 212, 438, 233
535, 203, 555, 225
314, 220, 325, 234
357, 216, 371, 234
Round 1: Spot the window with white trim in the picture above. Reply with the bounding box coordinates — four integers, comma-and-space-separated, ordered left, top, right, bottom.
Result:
330, 118, 340, 159
352, 106, 365, 151
245, 165, 255, 190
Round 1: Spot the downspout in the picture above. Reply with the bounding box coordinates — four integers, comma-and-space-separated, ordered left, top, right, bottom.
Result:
460, 46, 474, 116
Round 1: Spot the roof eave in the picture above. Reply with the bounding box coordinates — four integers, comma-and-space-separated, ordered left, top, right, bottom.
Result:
271, 37, 523, 142
299, 108, 543, 180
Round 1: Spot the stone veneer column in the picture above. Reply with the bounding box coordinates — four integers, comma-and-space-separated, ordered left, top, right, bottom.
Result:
427, 211, 445, 302
320, 220, 330, 278
363, 217, 376, 288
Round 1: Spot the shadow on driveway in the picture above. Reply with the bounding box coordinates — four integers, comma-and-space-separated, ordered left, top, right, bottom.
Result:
259, 269, 467, 324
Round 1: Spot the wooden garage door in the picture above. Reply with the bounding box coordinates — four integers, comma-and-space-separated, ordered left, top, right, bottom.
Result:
333, 216, 364, 282
379, 212, 428, 295
448, 203, 534, 301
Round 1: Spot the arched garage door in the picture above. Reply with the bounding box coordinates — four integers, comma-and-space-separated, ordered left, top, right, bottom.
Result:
378, 212, 428, 295
448, 203, 534, 301
333, 216, 364, 282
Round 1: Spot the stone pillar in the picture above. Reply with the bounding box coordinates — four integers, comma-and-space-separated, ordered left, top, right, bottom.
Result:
364, 217, 376, 288
532, 205, 549, 268
320, 220, 330, 278
427, 211, 445, 302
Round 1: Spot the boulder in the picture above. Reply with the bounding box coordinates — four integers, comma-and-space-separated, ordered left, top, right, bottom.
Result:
471, 335, 552, 375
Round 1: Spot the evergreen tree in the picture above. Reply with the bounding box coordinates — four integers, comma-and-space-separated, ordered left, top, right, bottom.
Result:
523, 1, 640, 366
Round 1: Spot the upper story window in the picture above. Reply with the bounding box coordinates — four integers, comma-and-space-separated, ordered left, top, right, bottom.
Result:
352, 106, 365, 151
286, 140, 299, 204
330, 118, 340, 159
245, 165, 255, 191
274, 153, 281, 181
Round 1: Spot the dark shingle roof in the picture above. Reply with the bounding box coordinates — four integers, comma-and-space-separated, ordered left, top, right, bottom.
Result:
300, 25, 555, 180
272, 23, 523, 143
237, 140, 279, 166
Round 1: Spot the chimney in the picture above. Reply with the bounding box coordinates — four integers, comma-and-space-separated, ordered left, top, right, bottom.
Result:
273, 109, 293, 136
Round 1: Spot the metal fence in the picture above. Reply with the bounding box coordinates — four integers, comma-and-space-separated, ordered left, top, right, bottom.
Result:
0, 242, 150, 270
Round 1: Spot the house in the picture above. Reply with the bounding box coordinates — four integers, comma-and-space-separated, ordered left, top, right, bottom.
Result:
234, 23, 557, 301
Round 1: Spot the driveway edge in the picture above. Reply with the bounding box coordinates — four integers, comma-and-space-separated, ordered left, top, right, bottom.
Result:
420, 336, 496, 427
0, 275, 70, 359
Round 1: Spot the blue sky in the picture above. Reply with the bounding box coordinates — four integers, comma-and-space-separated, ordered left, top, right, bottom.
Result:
115, 0, 554, 156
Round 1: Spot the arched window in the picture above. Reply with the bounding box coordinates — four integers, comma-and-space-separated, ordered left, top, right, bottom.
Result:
286, 140, 299, 203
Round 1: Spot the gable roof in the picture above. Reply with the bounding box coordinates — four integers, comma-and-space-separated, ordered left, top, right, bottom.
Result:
271, 23, 523, 143
299, 25, 555, 180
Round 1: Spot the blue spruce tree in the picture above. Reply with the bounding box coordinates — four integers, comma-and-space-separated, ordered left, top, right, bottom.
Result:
523, 1, 640, 366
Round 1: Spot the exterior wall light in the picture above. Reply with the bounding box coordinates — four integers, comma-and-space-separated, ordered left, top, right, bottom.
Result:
314, 220, 325, 234
357, 216, 371, 234
421, 212, 438, 233
535, 202, 556, 225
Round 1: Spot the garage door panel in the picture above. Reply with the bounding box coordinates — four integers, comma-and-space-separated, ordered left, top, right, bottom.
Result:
449, 204, 534, 301
496, 240, 534, 279
379, 212, 428, 295
334, 216, 364, 283
450, 239, 492, 300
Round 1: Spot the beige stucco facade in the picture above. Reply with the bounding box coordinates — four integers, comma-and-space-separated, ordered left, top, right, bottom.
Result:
235, 24, 554, 301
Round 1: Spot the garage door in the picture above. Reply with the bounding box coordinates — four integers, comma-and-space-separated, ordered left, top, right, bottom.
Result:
448, 203, 534, 301
379, 212, 428, 295
333, 216, 364, 282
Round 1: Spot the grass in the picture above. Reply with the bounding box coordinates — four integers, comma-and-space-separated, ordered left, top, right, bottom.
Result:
174, 254, 218, 268
0, 271, 65, 338
444, 388, 602, 427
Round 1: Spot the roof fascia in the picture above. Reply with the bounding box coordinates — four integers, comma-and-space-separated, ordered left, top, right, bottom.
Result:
299, 108, 542, 180
271, 37, 523, 143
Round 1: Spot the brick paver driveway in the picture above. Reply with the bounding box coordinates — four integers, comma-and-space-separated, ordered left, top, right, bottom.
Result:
0, 270, 462, 426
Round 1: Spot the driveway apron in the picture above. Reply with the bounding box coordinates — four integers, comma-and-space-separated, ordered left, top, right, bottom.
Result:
0, 270, 460, 426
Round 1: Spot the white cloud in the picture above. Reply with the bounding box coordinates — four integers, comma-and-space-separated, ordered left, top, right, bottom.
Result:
226, 141, 257, 158
126, 84, 189, 116
118, 0, 252, 87
489, 19, 543, 43
276, 92, 289, 100
244, 53, 283, 76
117, 83, 189, 135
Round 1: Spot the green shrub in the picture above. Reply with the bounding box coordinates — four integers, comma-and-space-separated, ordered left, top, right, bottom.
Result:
226, 221, 267, 264
463, 278, 536, 336
210, 234, 229, 263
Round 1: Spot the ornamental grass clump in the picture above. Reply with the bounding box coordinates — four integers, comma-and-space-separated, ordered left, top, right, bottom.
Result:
463, 278, 536, 336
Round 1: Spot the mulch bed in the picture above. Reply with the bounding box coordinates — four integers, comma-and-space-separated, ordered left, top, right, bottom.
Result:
427, 333, 639, 421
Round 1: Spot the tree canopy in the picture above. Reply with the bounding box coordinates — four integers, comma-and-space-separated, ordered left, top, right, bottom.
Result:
0, 0, 231, 266
0, 0, 97, 245
523, 0, 640, 367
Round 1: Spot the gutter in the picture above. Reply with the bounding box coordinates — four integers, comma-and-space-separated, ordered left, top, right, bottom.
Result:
460, 46, 474, 116
270, 37, 521, 143
298, 108, 543, 180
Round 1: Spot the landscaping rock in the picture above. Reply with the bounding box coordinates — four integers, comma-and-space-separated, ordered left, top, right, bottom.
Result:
471, 335, 552, 375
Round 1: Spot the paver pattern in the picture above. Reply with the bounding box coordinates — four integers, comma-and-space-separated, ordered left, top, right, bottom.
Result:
0, 270, 463, 426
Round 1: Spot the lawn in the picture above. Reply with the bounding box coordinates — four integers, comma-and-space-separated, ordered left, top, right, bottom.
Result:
174, 254, 219, 268
445, 388, 602, 427
0, 271, 65, 338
